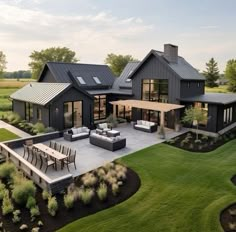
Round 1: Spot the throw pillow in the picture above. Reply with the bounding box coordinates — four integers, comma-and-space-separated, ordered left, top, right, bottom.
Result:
68, 129, 73, 134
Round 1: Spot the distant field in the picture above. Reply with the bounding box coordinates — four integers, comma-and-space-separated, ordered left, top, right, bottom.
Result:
205, 85, 229, 93
0, 79, 34, 112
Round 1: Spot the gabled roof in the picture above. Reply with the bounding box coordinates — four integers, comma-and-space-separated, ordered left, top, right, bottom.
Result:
128, 49, 205, 81
180, 93, 236, 105
39, 62, 115, 88
112, 61, 140, 90
11, 83, 71, 106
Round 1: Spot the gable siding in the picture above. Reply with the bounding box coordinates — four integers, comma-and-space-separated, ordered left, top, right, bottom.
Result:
39, 69, 57, 83
132, 54, 181, 104
180, 80, 205, 98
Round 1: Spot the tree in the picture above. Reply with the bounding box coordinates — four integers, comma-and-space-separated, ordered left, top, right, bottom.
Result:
203, 58, 220, 87
0, 51, 7, 78
105, 53, 137, 76
182, 106, 208, 140
29, 47, 78, 79
225, 59, 236, 93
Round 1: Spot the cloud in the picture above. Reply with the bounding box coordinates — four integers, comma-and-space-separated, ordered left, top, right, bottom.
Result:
0, 2, 153, 70
200, 25, 219, 30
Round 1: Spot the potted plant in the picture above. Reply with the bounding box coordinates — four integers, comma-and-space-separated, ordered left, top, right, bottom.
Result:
174, 119, 182, 132
106, 114, 118, 128
158, 125, 165, 139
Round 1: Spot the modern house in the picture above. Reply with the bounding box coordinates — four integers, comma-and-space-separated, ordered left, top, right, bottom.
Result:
11, 44, 236, 133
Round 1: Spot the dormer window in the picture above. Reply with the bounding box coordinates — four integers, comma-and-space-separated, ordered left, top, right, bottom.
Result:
77, 76, 86, 85
93, 76, 101, 84
126, 78, 132, 83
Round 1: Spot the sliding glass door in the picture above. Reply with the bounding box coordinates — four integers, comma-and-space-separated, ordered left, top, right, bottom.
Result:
63, 101, 82, 129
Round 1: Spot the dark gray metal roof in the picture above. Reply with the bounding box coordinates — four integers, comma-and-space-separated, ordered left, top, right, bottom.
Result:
39, 62, 115, 88
129, 49, 205, 81
154, 50, 205, 80
180, 93, 236, 104
87, 89, 132, 96
11, 83, 71, 106
112, 61, 140, 90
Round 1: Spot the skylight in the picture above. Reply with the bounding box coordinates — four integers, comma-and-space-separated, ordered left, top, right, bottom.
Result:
77, 76, 86, 85
126, 78, 132, 83
93, 76, 101, 84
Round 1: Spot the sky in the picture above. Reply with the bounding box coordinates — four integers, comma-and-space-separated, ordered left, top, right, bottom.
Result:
1, 0, 236, 72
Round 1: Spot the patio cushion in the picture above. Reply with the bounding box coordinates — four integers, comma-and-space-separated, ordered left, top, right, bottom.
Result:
71, 128, 77, 135
72, 132, 89, 138
137, 120, 142, 125
135, 124, 149, 129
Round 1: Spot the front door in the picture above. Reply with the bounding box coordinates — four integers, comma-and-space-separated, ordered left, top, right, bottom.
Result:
63, 101, 83, 129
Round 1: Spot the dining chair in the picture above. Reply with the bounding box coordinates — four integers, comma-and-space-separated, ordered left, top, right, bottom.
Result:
61, 146, 68, 155
34, 150, 42, 167
55, 143, 61, 152
64, 151, 76, 172
49, 141, 55, 149
25, 139, 33, 147
23, 144, 28, 159
40, 154, 55, 173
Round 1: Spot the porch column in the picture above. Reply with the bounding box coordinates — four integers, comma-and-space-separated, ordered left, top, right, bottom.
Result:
113, 104, 116, 117
160, 111, 165, 127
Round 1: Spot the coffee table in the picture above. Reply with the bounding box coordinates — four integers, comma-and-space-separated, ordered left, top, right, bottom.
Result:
106, 130, 120, 137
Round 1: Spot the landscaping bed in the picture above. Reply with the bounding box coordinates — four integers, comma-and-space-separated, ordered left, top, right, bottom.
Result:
0, 162, 140, 232
166, 128, 236, 152
220, 176, 236, 232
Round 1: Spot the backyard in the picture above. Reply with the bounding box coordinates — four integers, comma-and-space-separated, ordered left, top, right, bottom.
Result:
0, 128, 19, 142
60, 139, 236, 232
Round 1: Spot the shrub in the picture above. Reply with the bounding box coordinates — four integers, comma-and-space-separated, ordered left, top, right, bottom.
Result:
80, 188, 94, 205
0, 162, 16, 180
229, 222, 236, 230
2, 190, 14, 215
97, 183, 108, 201
202, 135, 208, 140
19, 224, 28, 230
229, 133, 235, 139
105, 174, 117, 186
32, 122, 45, 134
0, 182, 6, 200
81, 173, 97, 187
64, 194, 74, 209
6, 112, 21, 124
42, 190, 51, 201
30, 206, 40, 221
115, 164, 127, 174
47, 196, 58, 216
229, 209, 236, 216
96, 168, 106, 180
194, 139, 202, 144
180, 138, 189, 147
112, 183, 119, 196
45, 127, 55, 133
37, 220, 43, 227
12, 180, 36, 205
32, 227, 40, 232
167, 139, 175, 144
26, 196, 36, 209
188, 143, 194, 150
117, 170, 127, 180
103, 162, 114, 172
12, 210, 21, 223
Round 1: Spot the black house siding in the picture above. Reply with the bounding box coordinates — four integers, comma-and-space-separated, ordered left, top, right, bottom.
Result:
49, 87, 93, 130
180, 80, 205, 98
13, 100, 25, 119
39, 69, 56, 83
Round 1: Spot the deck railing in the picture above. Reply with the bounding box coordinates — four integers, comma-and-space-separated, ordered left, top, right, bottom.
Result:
0, 133, 73, 194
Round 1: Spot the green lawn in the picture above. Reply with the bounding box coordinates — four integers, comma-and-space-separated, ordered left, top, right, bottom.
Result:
0, 128, 19, 142
59, 140, 236, 232
205, 85, 229, 93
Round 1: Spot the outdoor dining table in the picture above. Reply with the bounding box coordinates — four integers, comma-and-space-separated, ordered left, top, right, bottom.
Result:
33, 143, 67, 170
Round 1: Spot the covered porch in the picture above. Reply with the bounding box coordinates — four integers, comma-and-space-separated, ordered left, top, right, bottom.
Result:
110, 100, 185, 129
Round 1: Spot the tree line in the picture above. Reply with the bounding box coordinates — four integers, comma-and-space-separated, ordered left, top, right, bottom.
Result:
0, 47, 236, 92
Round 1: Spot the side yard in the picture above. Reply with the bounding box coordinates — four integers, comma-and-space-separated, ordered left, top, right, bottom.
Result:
59, 140, 236, 232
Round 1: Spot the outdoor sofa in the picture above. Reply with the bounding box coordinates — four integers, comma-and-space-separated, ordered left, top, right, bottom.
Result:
89, 133, 126, 151
64, 127, 90, 141
133, 120, 157, 133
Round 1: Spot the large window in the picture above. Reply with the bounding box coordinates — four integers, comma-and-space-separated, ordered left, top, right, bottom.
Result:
94, 95, 106, 120
224, 106, 233, 125
63, 101, 82, 129
142, 79, 168, 103
117, 105, 132, 121
36, 108, 42, 121
25, 102, 33, 122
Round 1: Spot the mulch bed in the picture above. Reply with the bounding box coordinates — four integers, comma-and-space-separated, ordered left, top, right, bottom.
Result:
220, 176, 236, 232
165, 129, 236, 153
0, 167, 141, 232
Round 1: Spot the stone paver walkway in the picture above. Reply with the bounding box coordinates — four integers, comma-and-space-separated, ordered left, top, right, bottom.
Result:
0, 120, 30, 138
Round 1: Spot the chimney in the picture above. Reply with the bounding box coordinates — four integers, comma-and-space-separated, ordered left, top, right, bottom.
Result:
164, 44, 178, 63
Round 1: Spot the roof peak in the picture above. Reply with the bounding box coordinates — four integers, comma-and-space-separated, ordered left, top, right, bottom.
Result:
47, 61, 109, 67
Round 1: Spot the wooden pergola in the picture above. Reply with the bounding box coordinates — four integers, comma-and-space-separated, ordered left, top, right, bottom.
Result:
110, 100, 185, 127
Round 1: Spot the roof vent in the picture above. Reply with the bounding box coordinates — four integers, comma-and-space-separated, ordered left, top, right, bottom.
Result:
164, 44, 178, 63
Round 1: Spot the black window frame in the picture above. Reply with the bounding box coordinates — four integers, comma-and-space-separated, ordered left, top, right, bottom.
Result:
94, 95, 107, 120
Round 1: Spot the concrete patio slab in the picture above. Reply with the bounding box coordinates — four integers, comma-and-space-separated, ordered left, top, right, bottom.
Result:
14, 123, 188, 179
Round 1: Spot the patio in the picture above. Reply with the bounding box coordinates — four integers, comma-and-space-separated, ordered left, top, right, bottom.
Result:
13, 123, 188, 180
